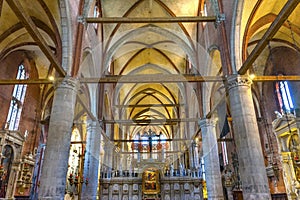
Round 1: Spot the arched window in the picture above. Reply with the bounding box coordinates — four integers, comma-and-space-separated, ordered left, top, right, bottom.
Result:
93, 0, 100, 30
201, 1, 208, 26
275, 81, 294, 114
5, 64, 28, 130
203, 1, 208, 16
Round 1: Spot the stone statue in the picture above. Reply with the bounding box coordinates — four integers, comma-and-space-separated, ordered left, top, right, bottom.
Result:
231, 152, 240, 188
179, 163, 184, 176
223, 169, 234, 187
170, 164, 174, 176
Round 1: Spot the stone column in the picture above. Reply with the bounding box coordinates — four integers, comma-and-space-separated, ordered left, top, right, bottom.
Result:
81, 121, 101, 199
38, 77, 79, 200
199, 118, 224, 200
227, 75, 271, 199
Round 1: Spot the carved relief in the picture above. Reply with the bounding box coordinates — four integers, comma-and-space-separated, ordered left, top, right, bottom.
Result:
112, 195, 118, 200
123, 184, 128, 193
113, 184, 119, 194
174, 183, 180, 191
164, 183, 170, 192
184, 183, 190, 192
102, 196, 109, 200
132, 195, 138, 200
165, 194, 170, 200
133, 184, 138, 193
273, 116, 300, 199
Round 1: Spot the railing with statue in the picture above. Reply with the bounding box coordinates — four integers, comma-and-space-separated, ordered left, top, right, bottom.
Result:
100, 166, 203, 180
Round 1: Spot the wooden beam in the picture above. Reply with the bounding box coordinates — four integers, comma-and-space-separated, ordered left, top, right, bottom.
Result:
252, 75, 300, 82
113, 138, 233, 143
117, 122, 178, 126
85, 16, 217, 24
206, 93, 226, 119
121, 151, 183, 154
76, 94, 113, 143
114, 138, 188, 142
114, 103, 184, 108
6, 0, 66, 76
102, 118, 198, 124
0, 79, 53, 85
76, 94, 96, 121
0, 75, 224, 85
1, 75, 300, 85
81, 74, 224, 83
0, 0, 3, 16
238, 0, 300, 75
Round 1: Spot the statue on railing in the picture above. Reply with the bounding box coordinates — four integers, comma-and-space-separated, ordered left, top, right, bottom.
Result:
179, 163, 184, 176
170, 164, 174, 177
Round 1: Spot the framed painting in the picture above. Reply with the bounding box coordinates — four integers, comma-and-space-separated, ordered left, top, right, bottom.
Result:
142, 168, 160, 194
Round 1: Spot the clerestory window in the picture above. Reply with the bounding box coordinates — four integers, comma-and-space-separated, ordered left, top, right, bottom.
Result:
93, 1, 100, 30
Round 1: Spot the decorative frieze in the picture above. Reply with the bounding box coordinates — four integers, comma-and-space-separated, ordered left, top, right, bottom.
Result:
99, 177, 202, 200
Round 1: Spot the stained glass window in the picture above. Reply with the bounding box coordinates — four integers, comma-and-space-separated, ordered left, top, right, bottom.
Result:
275, 81, 294, 114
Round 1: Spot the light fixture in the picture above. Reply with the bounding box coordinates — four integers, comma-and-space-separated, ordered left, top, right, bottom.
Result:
48, 76, 54, 81
249, 74, 256, 80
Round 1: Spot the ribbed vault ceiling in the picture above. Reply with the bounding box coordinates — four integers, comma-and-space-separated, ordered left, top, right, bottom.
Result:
1, 0, 300, 157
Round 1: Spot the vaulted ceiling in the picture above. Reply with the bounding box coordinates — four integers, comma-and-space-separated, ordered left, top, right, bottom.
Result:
1, 0, 300, 156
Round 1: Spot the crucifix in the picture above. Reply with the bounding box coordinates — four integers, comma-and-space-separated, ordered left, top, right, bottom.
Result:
143, 129, 161, 159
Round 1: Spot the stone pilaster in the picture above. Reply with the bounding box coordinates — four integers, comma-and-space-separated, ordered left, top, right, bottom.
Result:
81, 121, 101, 199
199, 118, 224, 200
38, 77, 79, 200
227, 75, 271, 199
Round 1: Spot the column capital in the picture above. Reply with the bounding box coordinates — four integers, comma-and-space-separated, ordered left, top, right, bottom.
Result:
226, 74, 252, 90
198, 118, 217, 128
54, 76, 80, 91
86, 120, 100, 128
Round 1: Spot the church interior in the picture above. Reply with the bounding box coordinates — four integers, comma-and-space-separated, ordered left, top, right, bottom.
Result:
1, 0, 300, 199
